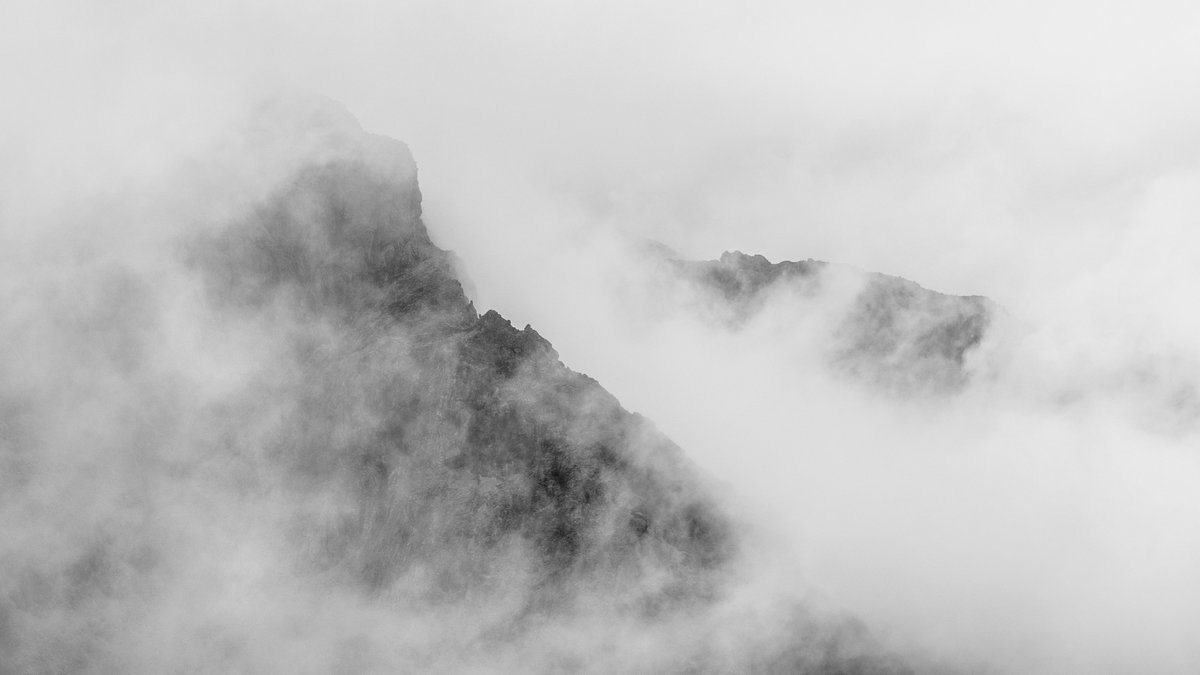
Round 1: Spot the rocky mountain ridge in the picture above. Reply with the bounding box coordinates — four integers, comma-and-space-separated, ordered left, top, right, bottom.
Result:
1, 96, 939, 673
672, 250, 995, 393
184, 102, 923, 671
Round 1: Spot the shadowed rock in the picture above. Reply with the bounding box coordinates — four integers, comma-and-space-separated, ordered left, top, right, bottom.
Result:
674, 250, 995, 393
189, 105, 922, 671
3, 95, 932, 673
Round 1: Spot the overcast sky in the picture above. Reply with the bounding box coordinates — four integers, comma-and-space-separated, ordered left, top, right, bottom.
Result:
8, 0, 1200, 302
5, 2, 1200, 673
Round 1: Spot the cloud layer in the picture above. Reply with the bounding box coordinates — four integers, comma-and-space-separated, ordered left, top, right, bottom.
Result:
5, 2, 1200, 673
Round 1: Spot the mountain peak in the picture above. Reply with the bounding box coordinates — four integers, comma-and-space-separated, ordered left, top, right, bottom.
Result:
672, 250, 993, 393
14, 96, 933, 673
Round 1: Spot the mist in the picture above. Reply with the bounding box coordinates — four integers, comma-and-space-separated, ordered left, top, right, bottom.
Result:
5, 1, 1200, 673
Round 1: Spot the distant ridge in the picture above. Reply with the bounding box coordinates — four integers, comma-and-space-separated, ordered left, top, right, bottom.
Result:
671, 250, 995, 393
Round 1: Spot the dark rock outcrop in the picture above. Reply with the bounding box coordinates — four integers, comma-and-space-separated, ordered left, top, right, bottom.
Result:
183, 103, 928, 671
674, 250, 994, 393
191, 139, 735, 616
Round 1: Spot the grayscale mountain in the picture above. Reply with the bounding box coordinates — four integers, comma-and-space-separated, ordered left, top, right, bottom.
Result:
670, 251, 996, 393
1, 96, 945, 674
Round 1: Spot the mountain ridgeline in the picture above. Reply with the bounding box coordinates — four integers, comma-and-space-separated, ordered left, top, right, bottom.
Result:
172, 100, 938, 672
672, 251, 995, 393
194, 147, 733, 604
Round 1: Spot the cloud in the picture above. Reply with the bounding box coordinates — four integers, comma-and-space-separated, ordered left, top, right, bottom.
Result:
5, 1, 1200, 673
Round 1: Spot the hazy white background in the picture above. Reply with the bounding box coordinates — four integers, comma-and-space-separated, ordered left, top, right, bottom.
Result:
5, 1, 1200, 673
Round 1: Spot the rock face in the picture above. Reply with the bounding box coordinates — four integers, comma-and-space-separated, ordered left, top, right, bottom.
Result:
192, 138, 734, 611
185, 107, 922, 672
674, 250, 994, 393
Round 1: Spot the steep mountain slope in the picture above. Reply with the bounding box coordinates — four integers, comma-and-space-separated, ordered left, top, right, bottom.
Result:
192, 136, 734, 608
0, 97, 930, 673
186, 102, 924, 672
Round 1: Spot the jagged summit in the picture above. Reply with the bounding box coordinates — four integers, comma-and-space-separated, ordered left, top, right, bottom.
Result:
247, 91, 422, 185
186, 101, 923, 671
695, 250, 828, 299
4, 94, 932, 673
670, 250, 994, 393
195, 124, 735, 588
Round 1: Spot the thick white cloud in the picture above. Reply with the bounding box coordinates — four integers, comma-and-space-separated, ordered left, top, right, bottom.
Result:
5, 1, 1200, 673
